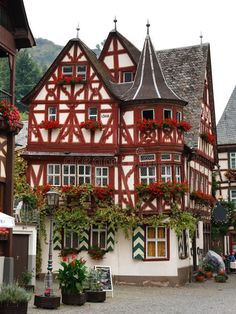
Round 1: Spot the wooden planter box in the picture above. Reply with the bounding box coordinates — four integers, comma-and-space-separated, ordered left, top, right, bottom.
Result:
61, 292, 86, 305
34, 295, 60, 309
86, 290, 106, 302
0, 301, 28, 314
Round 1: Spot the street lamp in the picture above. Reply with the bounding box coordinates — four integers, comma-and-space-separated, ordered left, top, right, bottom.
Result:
34, 190, 61, 309
44, 190, 59, 296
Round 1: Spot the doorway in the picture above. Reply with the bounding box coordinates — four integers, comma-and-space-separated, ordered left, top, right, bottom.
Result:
12, 234, 29, 281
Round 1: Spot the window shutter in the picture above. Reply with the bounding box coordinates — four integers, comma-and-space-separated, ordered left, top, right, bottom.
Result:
79, 229, 89, 252
178, 230, 189, 259
53, 225, 62, 250
107, 224, 115, 252
132, 226, 145, 260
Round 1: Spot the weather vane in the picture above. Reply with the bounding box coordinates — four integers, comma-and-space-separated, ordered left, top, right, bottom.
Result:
114, 16, 117, 31
146, 19, 150, 35
76, 24, 80, 39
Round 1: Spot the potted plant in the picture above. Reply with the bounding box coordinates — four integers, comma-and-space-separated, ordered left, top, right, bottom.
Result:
18, 270, 34, 291
0, 283, 32, 314
57, 257, 87, 305
85, 268, 106, 302
195, 269, 205, 282
214, 270, 227, 283
203, 263, 214, 279
88, 246, 107, 260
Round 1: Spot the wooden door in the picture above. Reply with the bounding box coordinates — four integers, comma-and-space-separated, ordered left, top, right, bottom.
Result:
12, 234, 29, 281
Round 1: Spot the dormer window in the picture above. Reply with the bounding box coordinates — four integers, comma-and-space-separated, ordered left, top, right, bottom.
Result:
88, 107, 98, 121
123, 72, 134, 82
164, 109, 172, 119
77, 65, 87, 80
142, 109, 154, 120
48, 107, 57, 121
62, 66, 73, 76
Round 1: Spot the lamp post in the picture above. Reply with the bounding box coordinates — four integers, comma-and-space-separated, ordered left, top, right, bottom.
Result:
45, 190, 59, 296
34, 190, 61, 309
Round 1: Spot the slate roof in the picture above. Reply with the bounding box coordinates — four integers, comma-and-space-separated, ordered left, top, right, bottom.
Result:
217, 86, 236, 145
121, 35, 184, 103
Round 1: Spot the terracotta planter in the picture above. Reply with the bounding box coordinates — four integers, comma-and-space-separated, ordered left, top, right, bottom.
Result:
195, 275, 205, 282
61, 292, 86, 305
34, 295, 60, 309
205, 271, 213, 279
0, 301, 28, 314
86, 291, 106, 302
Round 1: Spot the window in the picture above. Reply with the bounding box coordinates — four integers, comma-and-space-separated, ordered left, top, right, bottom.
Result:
95, 167, 108, 186
230, 190, 236, 207
230, 153, 236, 169
88, 107, 97, 121
164, 109, 172, 119
142, 109, 154, 120
174, 154, 181, 162
77, 65, 87, 80
161, 153, 171, 161
78, 165, 91, 185
48, 107, 57, 121
146, 226, 167, 259
91, 225, 107, 249
175, 166, 181, 182
123, 72, 133, 82
176, 111, 182, 122
62, 164, 76, 185
161, 165, 172, 182
47, 164, 60, 186
140, 166, 156, 184
64, 229, 80, 249
62, 66, 73, 76
140, 154, 155, 162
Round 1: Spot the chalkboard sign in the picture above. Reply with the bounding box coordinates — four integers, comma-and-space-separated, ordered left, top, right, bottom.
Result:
95, 265, 113, 295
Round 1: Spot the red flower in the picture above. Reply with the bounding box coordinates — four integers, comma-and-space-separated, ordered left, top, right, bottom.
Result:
39, 120, 61, 130
137, 119, 159, 131
80, 120, 103, 131
200, 132, 216, 144
177, 120, 192, 132
55, 75, 85, 85
0, 100, 21, 128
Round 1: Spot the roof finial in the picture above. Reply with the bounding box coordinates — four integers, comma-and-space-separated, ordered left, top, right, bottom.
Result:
146, 19, 150, 35
76, 24, 80, 39
114, 16, 117, 31
200, 32, 203, 46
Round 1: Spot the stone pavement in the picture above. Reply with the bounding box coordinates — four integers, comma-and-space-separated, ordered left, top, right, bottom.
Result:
28, 274, 236, 314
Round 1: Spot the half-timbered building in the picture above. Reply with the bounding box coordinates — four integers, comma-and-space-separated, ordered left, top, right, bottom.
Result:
0, 0, 35, 283
22, 24, 217, 285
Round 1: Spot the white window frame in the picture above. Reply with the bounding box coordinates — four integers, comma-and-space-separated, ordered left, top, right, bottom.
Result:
64, 229, 80, 249
174, 154, 181, 162
142, 109, 154, 120
48, 107, 57, 121
139, 154, 155, 162
146, 226, 168, 259
161, 165, 172, 182
76, 64, 87, 80
163, 109, 172, 119
47, 164, 61, 186
77, 165, 91, 185
62, 164, 76, 186
95, 167, 109, 186
90, 225, 107, 249
161, 153, 171, 161
62, 65, 73, 76
175, 165, 181, 182
88, 107, 98, 121
230, 153, 236, 169
139, 166, 156, 184
230, 190, 236, 207
123, 71, 133, 82
176, 111, 182, 122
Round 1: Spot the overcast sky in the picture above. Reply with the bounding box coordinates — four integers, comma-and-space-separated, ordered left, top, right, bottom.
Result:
23, 0, 236, 123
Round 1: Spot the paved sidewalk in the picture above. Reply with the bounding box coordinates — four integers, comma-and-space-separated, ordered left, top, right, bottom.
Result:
28, 275, 236, 314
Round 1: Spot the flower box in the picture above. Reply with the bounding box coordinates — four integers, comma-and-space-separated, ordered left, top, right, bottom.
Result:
137, 119, 159, 131
177, 120, 192, 132
0, 301, 28, 314
88, 246, 107, 260
80, 120, 103, 131
39, 120, 61, 130
56, 75, 86, 86
86, 290, 106, 302
200, 132, 216, 144
190, 191, 216, 206
61, 292, 86, 305
34, 295, 60, 309
0, 100, 21, 128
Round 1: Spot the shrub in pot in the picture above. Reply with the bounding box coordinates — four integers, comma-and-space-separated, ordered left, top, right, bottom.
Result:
18, 270, 34, 291
85, 268, 106, 302
0, 283, 32, 314
57, 257, 87, 305
203, 263, 214, 279
195, 269, 205, 282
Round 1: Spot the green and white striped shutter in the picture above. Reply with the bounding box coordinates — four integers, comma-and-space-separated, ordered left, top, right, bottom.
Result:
53, 225, 62, 250
107, 224, 115, 252
132, 225, 145, 260
79, 229, 89, 252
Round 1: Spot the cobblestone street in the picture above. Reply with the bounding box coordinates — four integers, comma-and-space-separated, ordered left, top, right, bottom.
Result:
28, 274, 236, 314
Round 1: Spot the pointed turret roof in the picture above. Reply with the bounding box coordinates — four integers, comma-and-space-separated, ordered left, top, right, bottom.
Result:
122, 34, 184, 103
217, 86, 236, 145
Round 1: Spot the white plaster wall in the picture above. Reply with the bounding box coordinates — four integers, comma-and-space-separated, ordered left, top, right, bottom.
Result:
104, 56, 114, 69
219, 160, 228, 170
118, 54, 133, 67
123, 111, 133, 125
